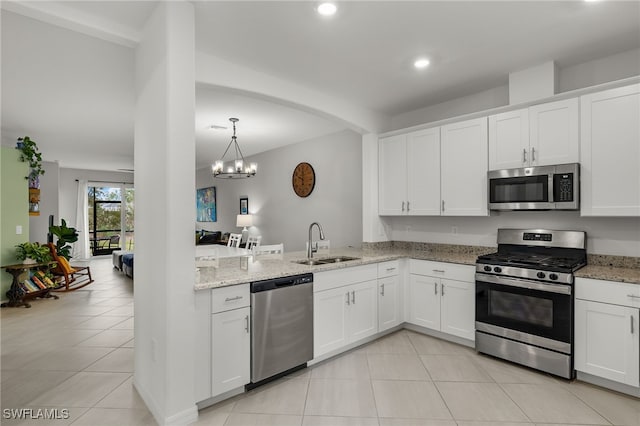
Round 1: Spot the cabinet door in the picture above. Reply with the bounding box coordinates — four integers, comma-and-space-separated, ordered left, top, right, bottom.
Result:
441, 117, 488, 216
575, 299, 639, 387
314, 287, 349, 358
211, 306, 250, 396
348, 280, 379, 342
440, 279, 475, 341
581, 84, 640, 216
378, 275, 401, 332
529, 98, 579, 167
408, 274, 440, 330
379, 134, 408, 215
488, 108, 529, 170
407, 127, 441, 215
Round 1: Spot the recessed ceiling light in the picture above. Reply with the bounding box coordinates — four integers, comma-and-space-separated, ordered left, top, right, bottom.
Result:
317, 2, 337, 16
414, 58, 430, 69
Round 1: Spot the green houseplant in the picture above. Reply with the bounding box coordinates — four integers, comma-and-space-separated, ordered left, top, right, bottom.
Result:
15, 242, 52, 264
49, 219, 79, 260
16, 136, 45, 182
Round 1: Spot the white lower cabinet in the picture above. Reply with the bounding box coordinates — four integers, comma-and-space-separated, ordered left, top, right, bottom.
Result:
211, 306, 250, 395
575, 278, 640, 387
314, 279, 378, 357
408, 260, 475, 341
378, 260, 402, 332
210, 284, 250, 397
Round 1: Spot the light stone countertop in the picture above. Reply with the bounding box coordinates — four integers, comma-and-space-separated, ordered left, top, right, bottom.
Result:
575, 265, 640, 285
194, 243, 640, 289
195, 246, 484, 290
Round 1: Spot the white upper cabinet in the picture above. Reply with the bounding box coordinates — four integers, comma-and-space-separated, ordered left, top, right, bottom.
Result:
488, 98, 579, 171
379, 134, 407, 215
379, 127, 441, 216
489, 108, 529, 170
441, 117, 488, 216
407, 128, 441, 215
529, 98, 579, 166
580, 83, 640, 216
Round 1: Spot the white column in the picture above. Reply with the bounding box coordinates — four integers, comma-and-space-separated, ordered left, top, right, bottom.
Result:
133, 2, 197, 425
362, 133, 390, 243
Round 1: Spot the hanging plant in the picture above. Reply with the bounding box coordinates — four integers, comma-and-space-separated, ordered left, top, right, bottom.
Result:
16, 136, 45, 181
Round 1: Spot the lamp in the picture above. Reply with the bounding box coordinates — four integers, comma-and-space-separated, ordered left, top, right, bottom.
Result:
212, 118, 257, 179
236, 214, 254, 234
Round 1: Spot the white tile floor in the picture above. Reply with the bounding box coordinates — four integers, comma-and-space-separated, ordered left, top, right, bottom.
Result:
2, 257, 639, 426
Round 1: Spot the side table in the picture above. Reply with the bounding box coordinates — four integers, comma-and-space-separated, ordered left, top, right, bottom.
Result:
1, 262, 58, 308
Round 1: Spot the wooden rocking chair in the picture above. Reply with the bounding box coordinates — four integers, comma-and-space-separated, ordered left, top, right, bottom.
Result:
47, 243, 94, 291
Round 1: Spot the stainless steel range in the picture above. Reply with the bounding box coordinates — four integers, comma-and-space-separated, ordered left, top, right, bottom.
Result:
475, 228, 587, 379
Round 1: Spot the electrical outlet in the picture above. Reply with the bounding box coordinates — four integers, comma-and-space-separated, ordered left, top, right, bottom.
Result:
16, 225, 22, 235
451, 226, 458, 234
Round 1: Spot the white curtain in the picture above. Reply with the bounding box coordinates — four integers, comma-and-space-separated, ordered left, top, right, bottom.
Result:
73, 179, 91, 260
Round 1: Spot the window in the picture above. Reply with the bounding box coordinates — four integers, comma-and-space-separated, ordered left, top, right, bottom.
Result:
88, 184, 134, 256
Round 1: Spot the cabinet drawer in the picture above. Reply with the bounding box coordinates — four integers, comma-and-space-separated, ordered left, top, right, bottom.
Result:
409, 259, 474, 282
378, 260, 400, 278
211, 283, 250, 313
576, 278, 640, 308
314, 264, 377, 293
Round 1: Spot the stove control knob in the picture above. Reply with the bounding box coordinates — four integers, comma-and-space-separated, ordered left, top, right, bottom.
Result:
549, 273, 558, 281
493, 267, 502, 273
537, 272, 546, 279
484, 266, 492, 272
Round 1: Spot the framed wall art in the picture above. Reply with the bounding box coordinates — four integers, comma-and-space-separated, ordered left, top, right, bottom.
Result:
239, 197, 249, 215
196, 186, 217, 222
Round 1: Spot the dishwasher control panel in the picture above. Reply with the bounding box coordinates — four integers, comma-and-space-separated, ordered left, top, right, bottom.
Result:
250, 273, 313, 292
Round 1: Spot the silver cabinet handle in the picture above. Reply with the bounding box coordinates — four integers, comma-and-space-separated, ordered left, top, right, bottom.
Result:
441, 283, 445, 296
407, 201, 410, 212
245, 315, 249, 333
432, 269, 445, 273
380, 283, 385, 296
523, 148, 527, 163
386, 267, 396, 272
401, 201, 405, 212
631, 315, 635, 335
434, 282, 438, 295
225, 296, 243, 302
352, 290, 356, 304
627, 294, 640, 299
442, 200, 445, 212
346, 292, 350, 305
531, 147, 536, 163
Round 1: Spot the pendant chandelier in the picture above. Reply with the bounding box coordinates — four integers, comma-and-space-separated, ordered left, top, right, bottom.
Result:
212, 118, 257, 179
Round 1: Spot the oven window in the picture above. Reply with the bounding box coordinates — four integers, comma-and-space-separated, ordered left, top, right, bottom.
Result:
489, 291, 553, 328
490, 175, 548, 203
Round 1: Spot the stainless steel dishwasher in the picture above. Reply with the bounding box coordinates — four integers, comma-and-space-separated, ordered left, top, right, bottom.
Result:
250, 273, 313, 386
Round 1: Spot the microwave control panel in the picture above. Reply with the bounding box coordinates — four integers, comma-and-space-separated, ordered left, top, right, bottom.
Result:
553, 173, 574, 202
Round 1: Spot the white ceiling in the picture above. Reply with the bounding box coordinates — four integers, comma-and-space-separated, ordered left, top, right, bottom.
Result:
2, 1, 639, 171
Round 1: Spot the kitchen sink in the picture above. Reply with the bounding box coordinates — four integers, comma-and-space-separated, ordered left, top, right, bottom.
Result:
293, 256, 360, 266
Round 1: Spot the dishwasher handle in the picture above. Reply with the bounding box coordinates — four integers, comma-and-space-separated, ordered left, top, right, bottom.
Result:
250, 273, 313, 293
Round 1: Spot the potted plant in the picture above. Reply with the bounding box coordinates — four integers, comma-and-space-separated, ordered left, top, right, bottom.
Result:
16, 136, 45, 182
49, 219, 79, 260
15, 242, 52, 265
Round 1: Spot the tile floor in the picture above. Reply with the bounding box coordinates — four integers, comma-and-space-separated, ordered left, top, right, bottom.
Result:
2, 257, 639, 426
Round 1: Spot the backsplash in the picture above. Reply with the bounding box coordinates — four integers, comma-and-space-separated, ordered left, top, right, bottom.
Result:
363, 241, 640, 270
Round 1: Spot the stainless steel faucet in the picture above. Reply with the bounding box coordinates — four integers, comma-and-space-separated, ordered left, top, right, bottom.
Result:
307, 222, 325, 259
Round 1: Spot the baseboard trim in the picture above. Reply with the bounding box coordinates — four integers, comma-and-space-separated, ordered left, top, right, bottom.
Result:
576, 371, 640, 398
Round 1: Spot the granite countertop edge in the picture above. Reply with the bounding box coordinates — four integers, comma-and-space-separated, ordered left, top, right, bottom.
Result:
195, 246, 640, 290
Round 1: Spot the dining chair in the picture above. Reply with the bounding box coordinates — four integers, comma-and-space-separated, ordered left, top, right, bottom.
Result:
246, 235, 262, 250
227, 233, 242, 248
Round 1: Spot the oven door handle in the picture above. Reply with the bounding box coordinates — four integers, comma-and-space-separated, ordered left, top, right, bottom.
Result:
476, 272, 572, 295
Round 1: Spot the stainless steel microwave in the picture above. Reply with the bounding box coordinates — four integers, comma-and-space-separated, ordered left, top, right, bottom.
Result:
488, 163, 579, 211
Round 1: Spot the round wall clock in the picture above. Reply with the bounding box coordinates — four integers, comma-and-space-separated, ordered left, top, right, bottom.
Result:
292, 162, 316, 198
